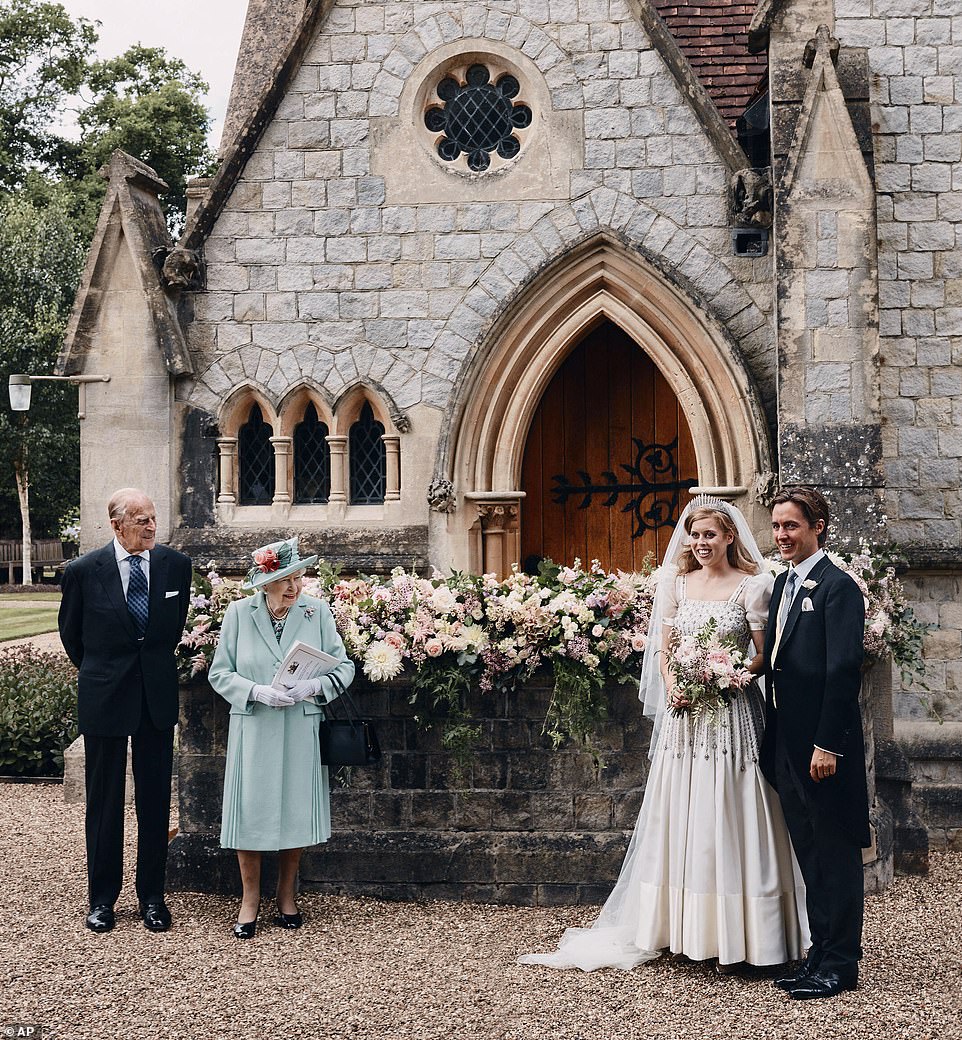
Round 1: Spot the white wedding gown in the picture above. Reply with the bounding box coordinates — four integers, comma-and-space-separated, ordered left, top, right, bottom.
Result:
520, 573, 809, 970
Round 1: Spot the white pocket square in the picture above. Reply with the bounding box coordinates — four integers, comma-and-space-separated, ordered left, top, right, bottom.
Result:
165, 590, 180, 598
801, 597, 814, 611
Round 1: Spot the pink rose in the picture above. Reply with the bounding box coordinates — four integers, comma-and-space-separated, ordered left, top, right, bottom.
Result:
384, 632, 405, 650
425, 638, 444, 657
253, 547, 280, 573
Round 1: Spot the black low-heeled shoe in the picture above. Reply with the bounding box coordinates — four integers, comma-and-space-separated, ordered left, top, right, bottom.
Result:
233, 905, 260, 940
272, 909, 303, 929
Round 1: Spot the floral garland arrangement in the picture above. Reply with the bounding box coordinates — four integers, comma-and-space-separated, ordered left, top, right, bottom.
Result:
176, 544, 930, 762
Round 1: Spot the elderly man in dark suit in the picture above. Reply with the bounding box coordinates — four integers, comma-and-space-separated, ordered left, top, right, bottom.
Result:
59, 488, 192, 933
761, 485, 869, 1000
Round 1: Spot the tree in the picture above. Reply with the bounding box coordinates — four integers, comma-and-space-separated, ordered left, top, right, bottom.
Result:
0, 0, 215, 235
0, 0, 96, 188
62, 44, 216, 236
0, 189, 83, 576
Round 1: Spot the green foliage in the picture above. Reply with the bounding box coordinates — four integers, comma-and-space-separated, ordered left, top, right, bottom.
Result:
0, 188, 83, 539
409, 661, 483, 779
65, 45, 216, 236
0, 0, 96, 187
0, 644, 78, 776
0, 1, 215, 235
546, 657, 608, 772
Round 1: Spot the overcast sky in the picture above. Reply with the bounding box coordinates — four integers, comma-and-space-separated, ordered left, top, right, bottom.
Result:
58, 0, 249, 150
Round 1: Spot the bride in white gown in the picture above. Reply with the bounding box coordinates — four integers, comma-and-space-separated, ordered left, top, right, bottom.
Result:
520, 497, 809, 971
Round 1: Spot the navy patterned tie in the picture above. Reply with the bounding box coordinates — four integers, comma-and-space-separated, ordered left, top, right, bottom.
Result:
127, 555, 149, 637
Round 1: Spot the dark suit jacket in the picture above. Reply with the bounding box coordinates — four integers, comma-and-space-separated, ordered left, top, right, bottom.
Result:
760, 555, 871, 848
59, 542, 193, 736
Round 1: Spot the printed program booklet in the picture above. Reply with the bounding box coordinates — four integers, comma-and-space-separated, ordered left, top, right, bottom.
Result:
272, 640, 341, 687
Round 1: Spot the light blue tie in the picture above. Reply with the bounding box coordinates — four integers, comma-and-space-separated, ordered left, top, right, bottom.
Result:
779, 569, 798, 631
127, 555, 149, 637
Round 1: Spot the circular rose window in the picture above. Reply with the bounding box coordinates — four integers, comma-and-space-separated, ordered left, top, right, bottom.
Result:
424, 63, 533, 173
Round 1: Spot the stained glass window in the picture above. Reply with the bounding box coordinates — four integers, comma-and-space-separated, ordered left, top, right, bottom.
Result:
238, 404, 274, 505
349, 402, 386, 504
424, 64, 532, 172
293, 403, 331, 504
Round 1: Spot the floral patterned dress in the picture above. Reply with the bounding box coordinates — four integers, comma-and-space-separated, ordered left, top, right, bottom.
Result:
521, 572, 809, 970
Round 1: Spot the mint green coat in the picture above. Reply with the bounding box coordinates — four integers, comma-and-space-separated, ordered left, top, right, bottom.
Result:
209, 592, 355, 851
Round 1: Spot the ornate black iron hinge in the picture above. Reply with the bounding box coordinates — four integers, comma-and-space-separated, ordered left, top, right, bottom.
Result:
551, 437, 696, 538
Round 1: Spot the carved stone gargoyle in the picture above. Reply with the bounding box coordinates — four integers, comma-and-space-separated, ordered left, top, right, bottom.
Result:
731, 167, 774, 229
160, 247, 206, 291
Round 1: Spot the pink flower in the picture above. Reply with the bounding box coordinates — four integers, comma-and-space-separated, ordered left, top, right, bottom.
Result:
630, 633, 647, 652
425, 638, 444, 657
253, 547, 280, 573
384, 631, 405, 650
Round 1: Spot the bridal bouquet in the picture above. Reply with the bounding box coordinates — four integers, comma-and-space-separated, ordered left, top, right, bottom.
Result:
666, 619, 755, 719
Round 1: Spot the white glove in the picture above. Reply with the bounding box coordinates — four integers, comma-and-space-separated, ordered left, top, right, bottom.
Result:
250, 684, 296, 708
281, 678, 323, 703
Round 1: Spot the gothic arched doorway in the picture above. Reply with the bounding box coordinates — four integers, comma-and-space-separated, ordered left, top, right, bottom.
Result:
520, 320, 697, 571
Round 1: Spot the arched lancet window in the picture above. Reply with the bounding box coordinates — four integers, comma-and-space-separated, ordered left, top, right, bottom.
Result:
238, 403, 275, 505
293, 403, 331, 504
349, 401, 386, 504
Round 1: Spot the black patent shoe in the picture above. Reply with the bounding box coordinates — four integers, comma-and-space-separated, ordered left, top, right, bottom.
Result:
788, 969, 858, 1000
774, 951, 820, 991
140, 901, 172, 932
272, 909, 303, 929
85, 904, 115, 933
233, 903, 260, 940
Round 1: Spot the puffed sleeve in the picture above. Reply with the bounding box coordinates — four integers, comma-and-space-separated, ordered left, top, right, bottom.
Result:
742, 571, 774, 631
661, 574, 682, 628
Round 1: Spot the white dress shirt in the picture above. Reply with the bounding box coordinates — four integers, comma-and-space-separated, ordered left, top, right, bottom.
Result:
113, 537, 151, 597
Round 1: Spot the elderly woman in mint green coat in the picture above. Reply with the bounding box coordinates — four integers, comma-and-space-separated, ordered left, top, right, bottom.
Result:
209, 538, 354, 939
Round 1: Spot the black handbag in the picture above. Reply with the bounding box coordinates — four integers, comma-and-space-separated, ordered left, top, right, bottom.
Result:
318, 674, 382, 767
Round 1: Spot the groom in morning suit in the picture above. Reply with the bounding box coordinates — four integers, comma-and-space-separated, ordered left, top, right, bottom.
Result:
760, 485, 870, 1000
59, 489, 192, 933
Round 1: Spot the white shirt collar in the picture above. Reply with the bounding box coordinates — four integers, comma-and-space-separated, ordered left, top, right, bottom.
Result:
113, 537, 150, 565
789, 548, 825, 584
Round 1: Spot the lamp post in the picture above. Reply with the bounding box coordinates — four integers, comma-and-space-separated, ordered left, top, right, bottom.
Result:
6, 373, 110, 584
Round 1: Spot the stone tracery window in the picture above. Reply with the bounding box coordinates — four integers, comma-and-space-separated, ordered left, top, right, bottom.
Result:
349, 402, 386, 504
424, 62, 532, 173
293, 403, 331, 504
237, 403, 275, 505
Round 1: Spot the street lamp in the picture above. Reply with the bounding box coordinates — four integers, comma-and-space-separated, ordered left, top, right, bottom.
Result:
8, 373, 111, 419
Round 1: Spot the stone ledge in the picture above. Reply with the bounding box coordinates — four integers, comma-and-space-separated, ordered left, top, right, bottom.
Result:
895, 720, 962, 761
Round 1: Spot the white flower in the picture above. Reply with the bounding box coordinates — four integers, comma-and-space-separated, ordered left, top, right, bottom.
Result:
363, 640, 404, 681
801, 579, 818, 590
591, 624, 605, 638
430, 586, 458, 613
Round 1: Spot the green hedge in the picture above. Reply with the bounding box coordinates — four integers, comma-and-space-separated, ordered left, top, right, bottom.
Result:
0, 646, 78, 776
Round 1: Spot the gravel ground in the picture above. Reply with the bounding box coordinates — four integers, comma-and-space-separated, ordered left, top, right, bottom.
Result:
1, 786, 960, 1040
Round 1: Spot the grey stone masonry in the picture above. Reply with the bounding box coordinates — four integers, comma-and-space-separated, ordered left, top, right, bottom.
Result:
184, 0, 774, 423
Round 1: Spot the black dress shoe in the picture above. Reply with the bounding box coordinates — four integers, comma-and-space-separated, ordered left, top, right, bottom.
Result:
140, 901, 172, 932
233, 919, 257, 940
86, 905, 115, 933
774, 953, 820, 991
788, 969, 858, 1000
272, 910, 303, 930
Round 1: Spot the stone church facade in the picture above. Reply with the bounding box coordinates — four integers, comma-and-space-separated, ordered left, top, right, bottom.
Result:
59, 0, 961, 726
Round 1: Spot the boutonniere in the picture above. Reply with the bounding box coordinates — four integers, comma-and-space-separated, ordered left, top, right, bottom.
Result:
302, 605, 316, 620
801, 579, 818, 591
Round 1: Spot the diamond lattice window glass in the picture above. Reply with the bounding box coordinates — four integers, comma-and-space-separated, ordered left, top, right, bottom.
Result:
238, 404, 275, 505
294, 404, 331, 504
424, 63, 532, 172
349, 402, 386, 504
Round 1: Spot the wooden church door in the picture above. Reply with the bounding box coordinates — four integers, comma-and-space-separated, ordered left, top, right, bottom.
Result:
520, 320, 698, 572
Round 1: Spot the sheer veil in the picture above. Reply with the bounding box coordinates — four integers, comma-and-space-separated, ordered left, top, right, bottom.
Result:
638, 495, 769, 757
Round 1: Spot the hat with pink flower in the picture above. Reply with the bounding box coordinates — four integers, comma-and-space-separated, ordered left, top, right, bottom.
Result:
243, 536, 318, 589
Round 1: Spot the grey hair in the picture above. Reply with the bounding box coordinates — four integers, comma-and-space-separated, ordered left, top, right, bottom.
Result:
107, 488, 151, 522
